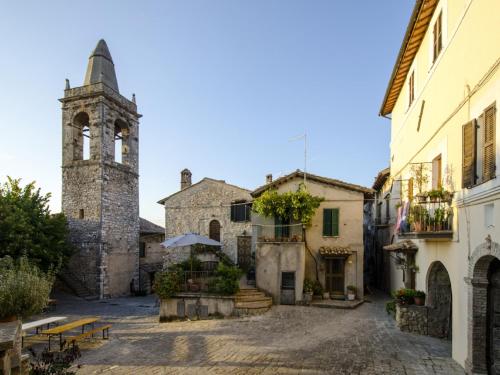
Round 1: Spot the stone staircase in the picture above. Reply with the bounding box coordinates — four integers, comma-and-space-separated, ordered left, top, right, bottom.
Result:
234, 288, 272, 316
57, 272, 99, 300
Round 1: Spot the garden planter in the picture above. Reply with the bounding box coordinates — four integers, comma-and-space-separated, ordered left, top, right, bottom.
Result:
414, 296, 425, 306
413, 222, 422, 232
303, 292, 313, 304
346, 293, 355, 301
323, 292, 330, 300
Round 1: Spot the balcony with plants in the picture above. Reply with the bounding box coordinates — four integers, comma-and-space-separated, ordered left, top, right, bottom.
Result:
398, 187, 454, 240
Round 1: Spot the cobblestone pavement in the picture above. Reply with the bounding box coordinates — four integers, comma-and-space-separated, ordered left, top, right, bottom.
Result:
47, 292, 464, 374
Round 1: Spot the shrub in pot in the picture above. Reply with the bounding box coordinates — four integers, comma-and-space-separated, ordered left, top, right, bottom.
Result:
0, 256, 54, 321
346, 285, 357, 301
414, 290, 426, 306
303, 278, 314, 303
392, 288, 417, 305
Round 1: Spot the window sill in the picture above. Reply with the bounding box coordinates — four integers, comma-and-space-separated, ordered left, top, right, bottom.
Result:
322, 236, 340, 239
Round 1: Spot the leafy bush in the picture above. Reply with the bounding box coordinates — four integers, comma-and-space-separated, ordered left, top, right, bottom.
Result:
29, 344, 81, 374
0, 256, 54, 319
312, 280, 323, 296
392, 288, 417, 305
385, 300, 396, 315
414, 290, 426, 298
346, 285, 357, 293
154, 267, 183, 299
303, 278, 314, 293
209, 263, 243, 295
0, 177, 73, 272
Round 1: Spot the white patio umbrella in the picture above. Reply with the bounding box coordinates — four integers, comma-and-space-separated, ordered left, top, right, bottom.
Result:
161, 233, 221, 248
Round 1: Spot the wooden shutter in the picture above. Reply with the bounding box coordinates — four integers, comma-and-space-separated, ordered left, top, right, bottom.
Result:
332, 209, 339, 236
230, 204, 236, 221
323, 209, 332, 236
432, 154, 442, 189
483, 104, 496, 182
408, 177, 414, 201
462, 120, 476, 188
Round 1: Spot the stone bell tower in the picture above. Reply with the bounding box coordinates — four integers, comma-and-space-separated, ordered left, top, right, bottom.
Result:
61, 39, 140, 298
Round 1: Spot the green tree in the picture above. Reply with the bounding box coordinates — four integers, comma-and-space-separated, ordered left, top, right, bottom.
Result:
0, 177, 73, 271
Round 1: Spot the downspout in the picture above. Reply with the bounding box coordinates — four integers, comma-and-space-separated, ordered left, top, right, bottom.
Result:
303, 225, 319, 281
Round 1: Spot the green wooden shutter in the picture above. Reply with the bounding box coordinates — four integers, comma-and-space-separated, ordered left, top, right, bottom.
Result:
462, 120, 476, 188
332, 209, 339, 236
323, 209, 332, 236
483, 104, 496, 182
275, 217, 282, 239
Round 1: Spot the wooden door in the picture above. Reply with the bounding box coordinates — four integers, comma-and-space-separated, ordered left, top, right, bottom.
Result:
488, 260, 500, 374
237, 236, 252, 271
209, 220, 221, 242
325, 258, 345, 295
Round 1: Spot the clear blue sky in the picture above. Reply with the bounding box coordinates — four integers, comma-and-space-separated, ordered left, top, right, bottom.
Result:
0, 0, 413, 225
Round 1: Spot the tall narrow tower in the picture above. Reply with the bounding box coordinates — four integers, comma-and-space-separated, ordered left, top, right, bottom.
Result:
61, 40, 140, 298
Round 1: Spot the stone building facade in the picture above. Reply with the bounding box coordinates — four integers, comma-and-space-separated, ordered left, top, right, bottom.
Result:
157, 170, 252, 266
61, 40, 140, 298
139, 218, 165, 294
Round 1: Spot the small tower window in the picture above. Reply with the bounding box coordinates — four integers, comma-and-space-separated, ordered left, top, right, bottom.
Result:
114, 125, 123, 163
73, 112, 90, 161
114, 119, 129, 164
79, 209, 85, 219
83, 125, 90, 160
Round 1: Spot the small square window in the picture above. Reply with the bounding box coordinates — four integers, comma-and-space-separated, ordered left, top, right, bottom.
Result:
79, 209, 84, 219
139, 242, 146, 258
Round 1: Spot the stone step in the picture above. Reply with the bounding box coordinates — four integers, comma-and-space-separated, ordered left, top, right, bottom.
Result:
235, 298, 272, 309
233, 306, 270, 316
235, 294, 269, 302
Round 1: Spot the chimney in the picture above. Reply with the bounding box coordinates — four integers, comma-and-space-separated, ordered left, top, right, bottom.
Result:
181, 169, 192, 190
266, 174, 273, 184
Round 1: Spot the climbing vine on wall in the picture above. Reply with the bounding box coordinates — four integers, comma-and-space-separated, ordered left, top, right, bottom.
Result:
252, 185, 323, 226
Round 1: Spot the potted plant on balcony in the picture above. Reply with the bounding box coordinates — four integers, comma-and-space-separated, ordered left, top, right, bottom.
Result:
416, 192, 428, 204
346, 285, 357, 301
414, 290, 426, 306
434, 207, 445, 231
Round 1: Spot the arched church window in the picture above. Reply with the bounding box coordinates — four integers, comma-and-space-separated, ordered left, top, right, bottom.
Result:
114, 119, 129, 164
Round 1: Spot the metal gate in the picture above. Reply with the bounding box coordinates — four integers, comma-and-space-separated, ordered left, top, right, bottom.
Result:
237, 236, 252, 271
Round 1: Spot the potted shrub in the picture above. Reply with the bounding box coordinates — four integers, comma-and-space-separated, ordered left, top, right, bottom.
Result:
392, 288, 416, 305
346, 285, 357, 301
414, 290, 426, 306
303, 278, 314, 304
434, 207, 445, 231
312, 280, 324, 300
416, 192, 428, 204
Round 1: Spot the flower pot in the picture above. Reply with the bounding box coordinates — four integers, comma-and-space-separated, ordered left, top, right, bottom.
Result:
346, 293, 355, 301
303, 292, 313, 304
414, 296, 425, 306
323, 292, 330, 300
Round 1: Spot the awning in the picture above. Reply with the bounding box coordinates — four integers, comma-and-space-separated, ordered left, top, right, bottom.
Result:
383, 240, 418, 253
319, 246, 352, 257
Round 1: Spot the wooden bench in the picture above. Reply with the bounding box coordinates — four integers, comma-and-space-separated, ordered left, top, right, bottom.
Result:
65, 325, 112, 348
42, 317, 99, 351
21, 316, 67, 347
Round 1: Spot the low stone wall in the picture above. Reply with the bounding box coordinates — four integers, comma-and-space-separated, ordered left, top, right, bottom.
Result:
0, 321, 29, 374
160, 294, 235, 321
395, 304, 428, 335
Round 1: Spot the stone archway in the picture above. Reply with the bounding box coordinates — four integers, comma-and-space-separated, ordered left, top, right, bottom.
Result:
465, 236, 500, 375
426, 261, 452, 339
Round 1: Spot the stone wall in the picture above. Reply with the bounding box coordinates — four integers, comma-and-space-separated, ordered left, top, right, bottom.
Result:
139, 233, 165, 293
395, 304, 428, 335
162, 178, 252, 264
160, 294, 236, 320
0, 321, 29, 374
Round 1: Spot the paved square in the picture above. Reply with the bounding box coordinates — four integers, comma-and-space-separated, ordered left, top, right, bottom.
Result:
47, 293, 464, 374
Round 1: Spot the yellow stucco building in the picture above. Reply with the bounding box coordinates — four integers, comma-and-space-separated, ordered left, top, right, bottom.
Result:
380, 0, 500, 373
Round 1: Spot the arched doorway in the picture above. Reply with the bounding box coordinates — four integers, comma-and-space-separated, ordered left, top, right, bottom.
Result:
487, 259, 500, 374
466, 238, 500, 374
426, 261, 452, 339
209, 220, 221, 242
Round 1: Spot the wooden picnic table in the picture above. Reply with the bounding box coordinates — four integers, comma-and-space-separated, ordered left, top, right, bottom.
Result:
21, 316, 67, 347
42, 317, 99, 351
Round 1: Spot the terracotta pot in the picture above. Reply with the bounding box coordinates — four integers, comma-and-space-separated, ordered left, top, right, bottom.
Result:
0, 315, 17, 323
414, 296, 425, 306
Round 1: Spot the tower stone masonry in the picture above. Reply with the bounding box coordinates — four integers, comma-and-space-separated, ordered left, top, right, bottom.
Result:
61, 39, 140, 298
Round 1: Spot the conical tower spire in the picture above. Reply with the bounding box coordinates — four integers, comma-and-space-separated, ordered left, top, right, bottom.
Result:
83, 39, 119, 92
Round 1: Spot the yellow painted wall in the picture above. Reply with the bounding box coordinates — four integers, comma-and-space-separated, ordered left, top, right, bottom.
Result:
387, 0, 500, 368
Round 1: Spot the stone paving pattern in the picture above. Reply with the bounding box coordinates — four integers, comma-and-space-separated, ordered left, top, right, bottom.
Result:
46, 293, 465, 374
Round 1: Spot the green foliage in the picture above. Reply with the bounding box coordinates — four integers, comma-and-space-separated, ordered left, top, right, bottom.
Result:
179, 255, 202, 271
392, 288, 417, 305
385, 300, 396, 315
192, 244, 234, 266
0, 177, 73, 271
346, 285, 357, 293
29, 344, 81, 375
154, 267, 183, 299
252, 185, 324, 226
303, 278, 314, 293
209, 263, 243, 295
0, 256, 55, 319
414, 290, 426, 298
312, 280, 323, 296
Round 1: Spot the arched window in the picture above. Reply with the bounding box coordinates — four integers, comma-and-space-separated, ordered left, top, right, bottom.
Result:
209, 220, 221, 242
114, 119, 128, 164
73, 112, 90, 161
